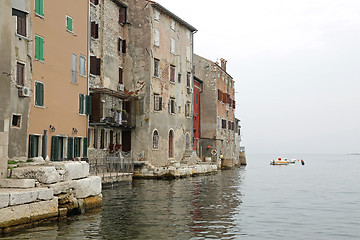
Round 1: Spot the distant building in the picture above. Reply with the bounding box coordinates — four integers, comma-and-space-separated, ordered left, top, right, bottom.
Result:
126, 0, 197, 166
193, 77, 202, 151
27, 0, 90, 161
88, 0, 136, 162
194, 55, 237, 165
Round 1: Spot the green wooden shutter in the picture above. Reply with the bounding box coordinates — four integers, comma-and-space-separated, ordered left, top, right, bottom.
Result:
79, 94, 84, 114
74, 138, 80, 158
86, 95, 92, 115
35, 82, 39, 105
39, 37, 44, 61
28, 135, 35, 158
51, 136, 59, 161
67, 137, 73, 159
83, 138, 88, 158
35, 0, 43, 16
39, 82, 44, 106
35, 36, 44, 61
67, 17, 73, 31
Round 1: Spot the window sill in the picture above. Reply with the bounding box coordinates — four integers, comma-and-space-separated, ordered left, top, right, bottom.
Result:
35, 13, 44, 19
15, 33, 30, 41
90, 2, 97, 7
79, 74, 87, 78
152, 148, 159, 151
66, 29, 76, 36
153, 75, 160, 79
170, 81, 175, 85
34, 104, 45, 109
35, 59, 45, 64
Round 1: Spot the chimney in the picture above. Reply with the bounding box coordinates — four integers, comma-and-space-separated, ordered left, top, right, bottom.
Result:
220, 58, 227, 71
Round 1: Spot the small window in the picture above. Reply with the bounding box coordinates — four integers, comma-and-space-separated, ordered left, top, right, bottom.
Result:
196, 93, 198, 104
79, 55, 86, 76
35, 35, 44, 61
170, 38, 175, 54
66, 15, 73, 32
28, 135, 40, 158
118, 38, 126, 53
170, 19, 175, 31
35, 0, 44, 17
186, 72, 191, 88
153, 130, 159, 149
16, 62, 25, 86
154, 94, 162, 111
154, 9, 160, 21
154, 29, 160, 47
178, 73, 181, 83
186, 30, 191, 40
79, 94, 85, 114
119, 6, 127, 24
185, 102, 191, 117
91, 21, 99, 38
119, 67, 123, 84
186, 46, 190, 61
12, 114, 21, 128
154, 59, 159, 77
35, 81, 44, 107
15, 11, 26, 36
90, 0, 99, 5
74, 137, 81, 158
222, 119, 227, 129
169, 98, 175, 114
169, 130, 174, 158
72, 54, 77, 83
90, 56, 101, 75
170, 65, 175, 83
185, 133, 190, 150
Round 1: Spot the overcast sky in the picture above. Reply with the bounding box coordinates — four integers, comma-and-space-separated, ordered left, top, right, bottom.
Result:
157, 0, 360, 154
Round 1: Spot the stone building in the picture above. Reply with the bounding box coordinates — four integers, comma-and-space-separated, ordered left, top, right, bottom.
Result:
194, 54, 237, 166
125, 0, 197, 166
88, 0, 136, 162
0, 0, 33, 177
27, 0, 90, 161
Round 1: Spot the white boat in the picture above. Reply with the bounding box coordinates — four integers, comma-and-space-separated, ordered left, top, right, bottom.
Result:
270, 158, 297, 165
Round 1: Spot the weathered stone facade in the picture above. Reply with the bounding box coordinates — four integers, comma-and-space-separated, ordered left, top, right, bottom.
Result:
126, 1, 197, 167
194, 54, 237, 166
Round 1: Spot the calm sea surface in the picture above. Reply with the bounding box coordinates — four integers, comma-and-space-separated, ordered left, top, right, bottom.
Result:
2, 154, 360, 239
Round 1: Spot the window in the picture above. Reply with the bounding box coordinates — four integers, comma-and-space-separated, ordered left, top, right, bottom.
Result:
119, 67, 123, 84
186, 46, 190, 61
90, 56, 101, 75
154, 29, 160, 47
83, 137, 88, 157
100, 129, 105, 149
154, 9, 160, 21
233, 100, 236, 109
218, 89, 222, 101
35, 35, 44, 61
16, 62, 25, 86
35, 81, 44, 107
154, 59, 159, 77
222, 119, 227, 129
186, 72, 191, 88
35, 0, 44, 17
228, 121, 232, 130
12, 114, 21, 128
28, 135, 40, 158
196, 93, 198, 104
154, 94, 162, 111
79, 55, 86, 76
118, 38, 126, 53
119, 6, 127, 24
168, 130, 174, 158
185, 133, 190, 150
217, 117, 220, 128
74, 137, 81, 158
72, 54, 77, 83
93, 129, 98, 148
14, 10, 26, 36
186, 29, 191, 40
170, 65, 175, 83
170, 38, 175, 54
79, 94, 85, 114
153, 130, 159, 149
90, 0, 99, 5
86, 95, 92, 115
178, 73, 181, 83
169, 98, 175, 114
66, 16, 73, 32
91, 21, 99, 38
170, 19, 175, 31
67, 137, 73, 159
185, 102, 191, 117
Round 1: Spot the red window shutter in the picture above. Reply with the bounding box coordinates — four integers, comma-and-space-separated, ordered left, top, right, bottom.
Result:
90, 56, 96, 75
233, 100, 236, 109
96, 58, 101, 75
119, 7, 126, 23
122, 40, 126, 53
119, 68, 123, 84
118, 38, 121, 52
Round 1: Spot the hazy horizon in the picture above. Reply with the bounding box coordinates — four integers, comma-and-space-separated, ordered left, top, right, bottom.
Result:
157, 0, 360, 154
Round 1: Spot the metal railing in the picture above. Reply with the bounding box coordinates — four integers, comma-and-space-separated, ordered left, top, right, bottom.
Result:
89, 151, 134, 178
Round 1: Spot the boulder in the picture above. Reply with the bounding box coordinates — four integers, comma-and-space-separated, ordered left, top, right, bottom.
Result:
47, 180, 74, 195
0, 204, 30, 228
9, 189, 38, 206
0, 179, 36, 188
29, 197, 58, 221
0, 192, 10, 209
50, 161, 89, 181
12, 166, 60, 184
73, 176, 101, 199
37, 188, 54, 201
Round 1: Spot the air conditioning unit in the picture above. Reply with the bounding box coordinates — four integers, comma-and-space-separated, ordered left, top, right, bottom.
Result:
117, 84, 124, 92
187, 87, 193, 94
18, 86, 30, 97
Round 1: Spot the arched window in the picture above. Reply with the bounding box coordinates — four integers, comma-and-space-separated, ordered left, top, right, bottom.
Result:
185, 133, 190, 150
169, 130, 174, 158
153, 130, 159, 149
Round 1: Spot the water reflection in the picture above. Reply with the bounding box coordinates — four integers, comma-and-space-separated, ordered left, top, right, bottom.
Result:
2, 168, 246, 240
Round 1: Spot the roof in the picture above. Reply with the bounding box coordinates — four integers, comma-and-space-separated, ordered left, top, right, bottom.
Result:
145, 1, 197, 32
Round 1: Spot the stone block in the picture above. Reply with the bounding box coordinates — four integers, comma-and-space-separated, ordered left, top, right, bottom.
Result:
0, 192, 10, 209
0, 179, 36, 188
29, 197, 58, 221
0, 133, 8, 146
12, 166, 60, 184
37, 188, 54, 200
9, 189, 38, 206
0, 204, 30, 228
51, 161, 89, 181
47, 180, 74, 195
73, 176, 102, 199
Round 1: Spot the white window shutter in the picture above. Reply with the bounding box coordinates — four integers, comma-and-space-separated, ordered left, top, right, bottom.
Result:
170, 38, 175, 54
186, 46, 190, 61
154, 29, 160, 47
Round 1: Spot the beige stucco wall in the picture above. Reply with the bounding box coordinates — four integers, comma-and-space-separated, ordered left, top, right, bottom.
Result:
28, 0, 88, 158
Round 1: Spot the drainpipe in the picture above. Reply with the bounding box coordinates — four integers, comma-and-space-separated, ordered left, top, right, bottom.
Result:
42, 130, 47, 159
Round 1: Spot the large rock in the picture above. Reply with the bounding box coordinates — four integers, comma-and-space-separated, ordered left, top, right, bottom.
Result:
0, 179, 35, 188
47, 180, 74, 195
12, 166, 60, 184
0, 204, 30, 228
0, 192, 10, 209
9, 189, 38, 206
29, 197, 58, 221
37, 188, 54, 201
73, 176, 101, 199
50, 161, 89, 181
